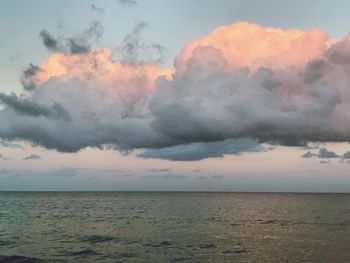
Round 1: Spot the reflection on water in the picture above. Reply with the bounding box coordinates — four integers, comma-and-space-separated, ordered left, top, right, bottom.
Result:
0, 192, 349, 262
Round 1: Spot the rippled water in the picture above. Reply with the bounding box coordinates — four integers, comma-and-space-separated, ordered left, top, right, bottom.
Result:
0, 192, 349, 262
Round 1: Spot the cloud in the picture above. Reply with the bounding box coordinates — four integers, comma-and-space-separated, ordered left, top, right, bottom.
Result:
147, 168, 171, 172
141, 173, 187, 180
341, 151, 350, 159
340, 159, 350, 164
118, 22, 165, 64
21, 64, 43, 91
318, 148, 339, 158
302, 148, 339, 159
118, 0, 137, 6
39, 21, 104, 55
174, 22, 331, 74
39, 30, 61, 52
101, 169, 125, 173
138, 139, 267, 161
0, 154, 10, 160
23, 154, 42, 160
0, 167, 77, 177
3, 22, 350, 160
100, 169, 131, 177
320, 160, 331, 164
0, 140, 23, 149
302, 151, 318, 158
90, 4, 104, 14
161, 174, 187, 179
67, 39, 90, 54
0, 93, 71, 121
212, 175, 224, 180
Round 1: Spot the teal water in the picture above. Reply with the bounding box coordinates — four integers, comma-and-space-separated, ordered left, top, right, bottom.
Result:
0, 192, 349, 262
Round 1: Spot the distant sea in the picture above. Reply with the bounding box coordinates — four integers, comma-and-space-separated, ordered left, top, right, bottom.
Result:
0, 192, 349, 262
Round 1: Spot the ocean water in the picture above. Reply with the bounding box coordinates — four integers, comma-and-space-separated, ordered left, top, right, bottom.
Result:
0, 192, 349, 263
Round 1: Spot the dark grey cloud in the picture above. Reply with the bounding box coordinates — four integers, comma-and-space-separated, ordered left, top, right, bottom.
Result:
302, 151, 318, 158
318, 148, 339, 158
118, 22, 165, 64
23, 154, 41, 160
342, 151, 350, 159
39, 30, 61, 52
23, 63, 42, 78
68, 38, 90, 54
40, 21, 104, 55
27, 22, 104, 92
300, 59, 327, 84
21, 64, 44, 91
259, 137, 307, 147
139, 138, 267, 161
302, 148, 339, 159
80, 20, 104, 43
0, 93, 71, 121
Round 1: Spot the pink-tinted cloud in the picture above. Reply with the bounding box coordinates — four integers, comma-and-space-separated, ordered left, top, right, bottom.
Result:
1, 22, 350, 160
175, 22, 335, 74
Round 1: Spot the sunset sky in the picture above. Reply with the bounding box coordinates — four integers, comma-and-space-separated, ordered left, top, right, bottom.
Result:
1, 0, 350, 192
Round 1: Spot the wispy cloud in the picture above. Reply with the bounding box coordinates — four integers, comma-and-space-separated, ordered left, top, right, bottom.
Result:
141, 173, 187, 180
212, 175, 224, 180
139, 139, 267, 161
117, 22, 165, 64
147, 168, 171, 172
0, 167, 78, 178
0, 140, 23, 149
90, 4, 104, 14
302, 148, 340, 159
23, 154, 42, 160
39, 21, 104, 55
117, 0, 137, 6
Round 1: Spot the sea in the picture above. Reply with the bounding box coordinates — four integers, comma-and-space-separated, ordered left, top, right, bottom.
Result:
0, 192, 349, 262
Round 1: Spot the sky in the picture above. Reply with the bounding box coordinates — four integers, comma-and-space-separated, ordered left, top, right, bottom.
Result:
1, 0, 350, 192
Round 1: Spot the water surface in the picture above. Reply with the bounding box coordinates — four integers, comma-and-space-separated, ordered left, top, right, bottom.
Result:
0, 192, 349, 262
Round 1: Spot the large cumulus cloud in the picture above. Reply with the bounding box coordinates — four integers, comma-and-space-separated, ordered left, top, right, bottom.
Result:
1, 22, 350, 159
